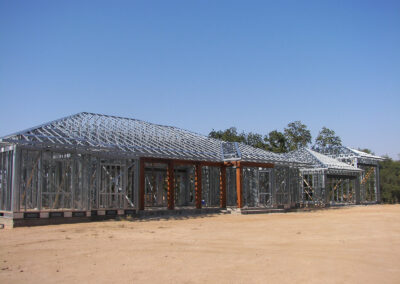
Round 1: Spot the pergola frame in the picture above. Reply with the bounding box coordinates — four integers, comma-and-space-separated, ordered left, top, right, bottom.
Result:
138, 157, 274, 210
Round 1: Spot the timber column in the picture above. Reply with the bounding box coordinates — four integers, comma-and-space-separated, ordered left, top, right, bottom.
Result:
236, 162, 243, 208
167, 161, 175, 210
220, 166, 227, 208
195, 163, 202, 209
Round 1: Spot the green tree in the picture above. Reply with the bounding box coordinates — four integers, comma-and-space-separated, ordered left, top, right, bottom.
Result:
246, 132, 266, 149
209, 128, 267, 149
379, 157, 400, 203
265, 130, 288, 153
209, 127, 246, 143
284, 121, 312, 151
314, 127, 342, 148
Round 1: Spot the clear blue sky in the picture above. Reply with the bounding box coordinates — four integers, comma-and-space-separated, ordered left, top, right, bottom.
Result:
0, 0, 399, 158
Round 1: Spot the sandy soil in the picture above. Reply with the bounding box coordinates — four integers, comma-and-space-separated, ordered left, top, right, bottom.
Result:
1, 205, 400, 284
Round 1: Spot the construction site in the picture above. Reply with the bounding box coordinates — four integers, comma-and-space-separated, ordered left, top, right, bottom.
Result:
1, 113, 398, 284
0, 112, 384, 228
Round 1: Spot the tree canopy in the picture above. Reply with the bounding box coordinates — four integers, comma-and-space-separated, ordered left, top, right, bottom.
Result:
284, 121, 312, 151
264, 130, 288, 153
314, 127, 342, 148
380, 157, 400, 203
208, 127, 246, 143
208, 121, 312, 153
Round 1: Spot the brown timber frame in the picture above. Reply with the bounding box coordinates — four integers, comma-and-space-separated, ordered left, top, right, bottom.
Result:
139, 158, 274, 210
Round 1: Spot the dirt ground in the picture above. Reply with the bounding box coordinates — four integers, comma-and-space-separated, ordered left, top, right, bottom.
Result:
1, 205, 400, 284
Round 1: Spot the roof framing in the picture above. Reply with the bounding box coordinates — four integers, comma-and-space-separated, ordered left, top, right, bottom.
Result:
313, 146, 384, 166
286, 148, 362, 173
0, 112, 302, 165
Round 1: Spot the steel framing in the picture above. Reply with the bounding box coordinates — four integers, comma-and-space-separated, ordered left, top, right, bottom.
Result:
286, 148, 363, 206
0, 113, 385, 225
314, 146, 384, 203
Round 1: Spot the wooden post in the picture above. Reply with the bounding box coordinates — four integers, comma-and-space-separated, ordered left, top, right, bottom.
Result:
220, 166, 226, 208
195, 163, 202, 209
139, 158, 145, 210
236, 162, 243, 208
167, 161, 175, 210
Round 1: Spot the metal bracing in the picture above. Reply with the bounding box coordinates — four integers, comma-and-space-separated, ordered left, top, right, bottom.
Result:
274, 166, 290, 206
201, 166, 220, 207
17, 147, 136, 212
242, 167, 273, 208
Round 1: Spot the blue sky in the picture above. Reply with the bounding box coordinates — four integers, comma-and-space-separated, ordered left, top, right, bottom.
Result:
0, 0, 399, 158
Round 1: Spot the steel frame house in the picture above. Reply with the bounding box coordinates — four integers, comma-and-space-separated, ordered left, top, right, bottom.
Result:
0, 112, 304, 226
286, 148, 363, 206
0, 112, 384, 227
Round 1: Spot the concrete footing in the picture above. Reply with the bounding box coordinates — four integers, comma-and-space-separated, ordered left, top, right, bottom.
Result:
0, 203, 380, 228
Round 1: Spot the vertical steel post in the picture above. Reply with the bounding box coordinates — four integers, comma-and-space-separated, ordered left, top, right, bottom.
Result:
37, 150, 43, 210
355, 173, 361, 205
11, 146, 21, 212
167, 160, 174, 210
195, 163, 202, 209
71, 153, 76, 209
134, 158, 140, 211
220, 166, 226, 208
270, 167, 275, 207
122, 160, 129, 209
139, 158, 145, 210
323, 172, 328, 205
96, 157, 101, 209
376, 165, 380, 203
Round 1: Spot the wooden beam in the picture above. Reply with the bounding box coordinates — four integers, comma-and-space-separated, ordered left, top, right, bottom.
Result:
139, 158, 145, 210
220, 166, 227, 208
167, 161, 174, 210
195, 163, 202, 209
236, 162, 243, 208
